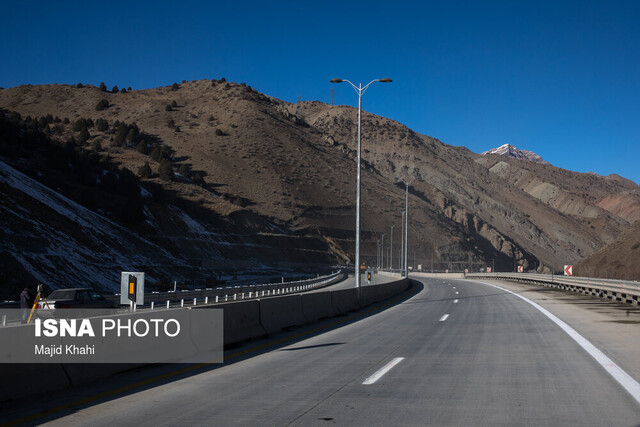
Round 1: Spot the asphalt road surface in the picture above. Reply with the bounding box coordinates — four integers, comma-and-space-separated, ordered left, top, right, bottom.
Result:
3, 277, 640, 426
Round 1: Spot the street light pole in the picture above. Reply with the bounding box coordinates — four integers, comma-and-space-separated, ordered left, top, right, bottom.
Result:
330, 77, 392, 288
400, 210, 405, 275
390, 225, 394, 271
403, 179, 414, 277
381, 233, 385, 271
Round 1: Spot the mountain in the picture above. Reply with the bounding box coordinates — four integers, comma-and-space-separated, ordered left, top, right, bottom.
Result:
1, 79, 639, 297
481, 144, 549, 165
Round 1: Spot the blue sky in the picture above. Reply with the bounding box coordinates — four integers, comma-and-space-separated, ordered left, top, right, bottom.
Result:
2, 0, 639, 183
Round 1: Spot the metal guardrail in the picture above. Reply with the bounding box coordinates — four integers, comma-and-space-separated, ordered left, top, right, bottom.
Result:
465, 272, 640, 305
106, 270, 346, 309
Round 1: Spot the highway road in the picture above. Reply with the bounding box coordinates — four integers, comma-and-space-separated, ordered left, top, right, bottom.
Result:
2, 277, 640, 426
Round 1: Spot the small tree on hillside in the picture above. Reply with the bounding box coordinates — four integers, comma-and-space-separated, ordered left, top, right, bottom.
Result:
138, 162, 152, 178
99, 82, 107, 91
111, 85, 119, 93
171, 100, 177, 107
95, 99, 109, 111
136, 140, 147, 154
172, 82, 180, 91
158, 159, 173, 181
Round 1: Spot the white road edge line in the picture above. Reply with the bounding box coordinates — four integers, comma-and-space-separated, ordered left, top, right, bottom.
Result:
363, 357, 405, 385
481, 281, 640, 405
439, 314, 449, 322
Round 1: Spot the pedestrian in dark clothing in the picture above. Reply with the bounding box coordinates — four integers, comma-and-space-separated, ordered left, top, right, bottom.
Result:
20, 287, 32, 324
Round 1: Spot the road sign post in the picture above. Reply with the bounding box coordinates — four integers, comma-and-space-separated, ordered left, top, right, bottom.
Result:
121, 272, 145, 310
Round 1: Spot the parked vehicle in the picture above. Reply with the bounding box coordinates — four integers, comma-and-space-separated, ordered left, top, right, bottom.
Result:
38, 288, 117, 310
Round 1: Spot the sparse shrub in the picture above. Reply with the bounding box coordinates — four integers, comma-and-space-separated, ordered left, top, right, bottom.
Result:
85, 118, 94, 128
165, 104, 172, 112
138, 162, 152, 178
177, 164, 190, 176
111, 85, 119, 93
181, 80, 186, 84
76, 83, 84, 88
96, 99, 109, 111
121, 87, 127, 93
158, 159, 173, 181
166, 119, 175, 128
127, 128, 138, 143
72, 119, 86, 132
63, 117, 70, 124
171, 100, 177, 107
208, 115, 214, 121
99, 82, 107, 91
175, 126, 180, 132
37, 116, 48, 129
95, 118, 108, 131
136, 140, 147, 154
219, 77, 226, 83
91, 140, 102, 152
150, 148, 162, 162
54, 116, 61, 123
127, 87, 132, 91
215, 128, 224, 136
172, 82, 180, 91
78, 127, 90, 144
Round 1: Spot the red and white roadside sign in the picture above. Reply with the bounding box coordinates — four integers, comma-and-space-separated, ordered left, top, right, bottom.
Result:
517, 265, 524, 273
487, 267, 492, 273
564, 265, 573, 276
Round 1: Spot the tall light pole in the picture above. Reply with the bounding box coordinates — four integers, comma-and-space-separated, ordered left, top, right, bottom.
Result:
381, 233, 385, 271
330, 77, 392, 288
390, 225, 394, 271
403, 179, 414, 277
400, 210, 405, 275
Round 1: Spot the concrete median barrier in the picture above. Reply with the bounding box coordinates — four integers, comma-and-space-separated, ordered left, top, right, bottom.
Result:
330, 288, 361, 314
259, 295, 306, 335
301, 292, 337, 323
217, 300, 265, 345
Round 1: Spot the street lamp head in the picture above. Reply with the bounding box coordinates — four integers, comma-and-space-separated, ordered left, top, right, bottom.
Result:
379, 78, 392, 83
330, 78, 344, 83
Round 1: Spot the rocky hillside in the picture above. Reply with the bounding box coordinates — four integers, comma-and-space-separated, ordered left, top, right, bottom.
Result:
1, 79, 639, 294
576, 219, 640, 281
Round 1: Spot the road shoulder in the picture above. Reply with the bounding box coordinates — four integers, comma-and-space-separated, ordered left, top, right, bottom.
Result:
475, 279, 640, 382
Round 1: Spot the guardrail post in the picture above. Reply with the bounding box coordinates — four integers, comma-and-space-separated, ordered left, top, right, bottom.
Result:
151, 301, 154, 310
234, 294, 237, 301
205, 296, 209, 304
2, 315, 5, 327
181, 299, 184, 307
166, 300, 170, 309
225, 295, 228, 302
193, 298, 197, 306
215, 296, 218, 303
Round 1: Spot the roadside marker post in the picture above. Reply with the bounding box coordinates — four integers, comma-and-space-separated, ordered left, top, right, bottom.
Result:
564, 265, 573, 276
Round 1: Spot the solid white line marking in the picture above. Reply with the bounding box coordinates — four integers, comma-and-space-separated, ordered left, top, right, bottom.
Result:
480, 281, 640, 405
363, 357, 405, 385
453, 299, 459, 304
439, 314, 449, 322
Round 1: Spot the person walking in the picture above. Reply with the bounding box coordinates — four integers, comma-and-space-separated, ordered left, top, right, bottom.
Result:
20, 287, 32, 324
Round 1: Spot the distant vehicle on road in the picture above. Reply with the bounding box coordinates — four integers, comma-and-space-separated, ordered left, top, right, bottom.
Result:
38, 288, 118, 310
